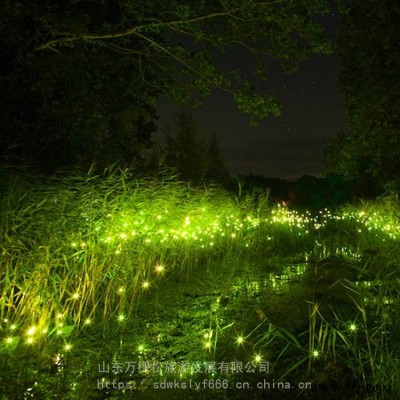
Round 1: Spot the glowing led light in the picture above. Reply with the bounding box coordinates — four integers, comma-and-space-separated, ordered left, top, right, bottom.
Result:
27, 326, 36, 336
4, 319, 8, 323
10, 324, 17, 331
137, 344, 145, 352
6, 337, 13, 344
203, 330, 213, 340
349, 323, 357, 332
254, 354, 262, 363
118, 287, 125, 294
312, 350, 319, 358
26, 337, 34, 344
117, 314, 126, 322
64, 343, 72, 351
155, 264, 165, 273
84, 318, 92, 325
72, 292, 80, 300
204, 341, 212, 349
142, 281, 150, 289
236, 335, 245, 345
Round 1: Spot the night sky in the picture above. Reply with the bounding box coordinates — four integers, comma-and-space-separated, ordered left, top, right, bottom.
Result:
157, 11, 348, 180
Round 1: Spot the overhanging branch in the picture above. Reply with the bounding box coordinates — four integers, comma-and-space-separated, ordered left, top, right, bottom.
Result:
35, 2, 282, 50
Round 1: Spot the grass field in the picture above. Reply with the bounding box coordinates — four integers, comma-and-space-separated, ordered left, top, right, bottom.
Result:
1, 167, 399, 399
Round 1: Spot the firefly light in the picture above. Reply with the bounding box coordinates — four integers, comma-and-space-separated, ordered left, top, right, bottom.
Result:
349, 323, 357, 332
236, 335, 245, 345
155, 264, 165, 273
27, 326, 36, 336
142, 281, 150, 289
117, 314, 125, 322
254, 354, 262, 363
64, 343, 72, 351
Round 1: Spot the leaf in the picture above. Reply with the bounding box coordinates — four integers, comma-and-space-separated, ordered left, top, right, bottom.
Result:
59, 325, 74, 336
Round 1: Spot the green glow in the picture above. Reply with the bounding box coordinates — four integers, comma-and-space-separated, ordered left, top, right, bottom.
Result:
155, 264, 165, 273
26, 326, 36, 336
64, 343, 72, 351
2, 172, 400, 365
236, 335, 245, 345
204, 341, 212, 349
142, 281, 150, 289
117, 314, 126, 322
349, 323, 357, 332
254, 354, 262, 363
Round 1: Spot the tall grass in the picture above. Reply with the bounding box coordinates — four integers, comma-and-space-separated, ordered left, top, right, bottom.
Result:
1, 167, 400, 398
0, 167, 271, 350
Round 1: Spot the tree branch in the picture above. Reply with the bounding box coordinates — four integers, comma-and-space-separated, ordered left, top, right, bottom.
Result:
35, 2, 281, 50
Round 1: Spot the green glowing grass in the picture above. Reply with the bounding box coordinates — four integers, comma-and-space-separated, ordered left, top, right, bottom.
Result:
1, 168, 400, 395
0, 169, 272, 337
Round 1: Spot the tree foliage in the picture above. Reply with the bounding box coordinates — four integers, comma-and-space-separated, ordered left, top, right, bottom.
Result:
324, 0, 400, 190
0, 0, 331, 170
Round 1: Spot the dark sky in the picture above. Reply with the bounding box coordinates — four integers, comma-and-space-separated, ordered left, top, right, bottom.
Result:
157, 11, 348, 180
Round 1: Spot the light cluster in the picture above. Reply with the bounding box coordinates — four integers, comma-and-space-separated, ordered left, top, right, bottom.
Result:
2, 192, 399, 372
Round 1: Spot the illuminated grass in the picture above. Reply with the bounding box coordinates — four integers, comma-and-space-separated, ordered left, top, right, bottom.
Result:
0, 168, 271, 339
1, 167, 400, 395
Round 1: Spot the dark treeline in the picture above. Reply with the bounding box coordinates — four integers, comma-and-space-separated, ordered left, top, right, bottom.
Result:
235, 173, 381, 210
0, 0, 331, 172
1, 1, 399, 205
